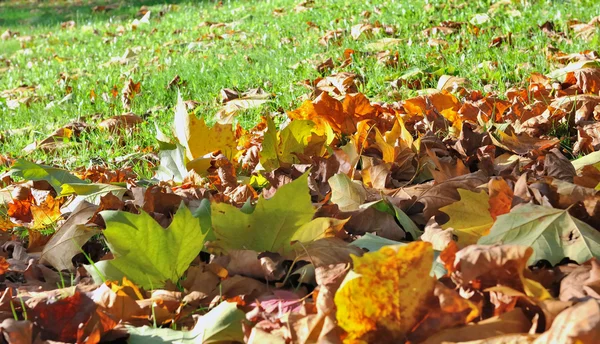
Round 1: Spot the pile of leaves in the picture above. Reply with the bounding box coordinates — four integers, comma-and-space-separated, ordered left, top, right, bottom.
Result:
1, 54, 600, 343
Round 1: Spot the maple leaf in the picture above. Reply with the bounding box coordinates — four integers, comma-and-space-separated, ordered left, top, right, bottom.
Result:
8, 159, 84, 193
478, 203, 600, 265
126, 301, 245, 344
86, 203, 209, 288
328, 173, 366, 211
440, 189, 494, 246
288, 92, 375, 136
0, 256, 8, 275
174, 93, 239, 164
334, 241, 437, 341
30, 194, 64, 230
211, 173, 343, 257
260, 116, 326, 171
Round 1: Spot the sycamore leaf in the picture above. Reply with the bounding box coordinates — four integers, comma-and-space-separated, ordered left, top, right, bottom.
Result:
40, 202, 99, 271
8, 159, 84, 193
154, 143, 189, 182
30, 195, 63, 230
126, 301, 244, 344
86, 203, 209, 288
212, 173, 339, 257
440, 189, 494, 246
260, 116, 325, 171
572, 151, 600, 172
335, 242, 437, 341
478, 203, 600, 265
174, 93, 238, 162
328, 173, 366, 211
60, 183, 127, 204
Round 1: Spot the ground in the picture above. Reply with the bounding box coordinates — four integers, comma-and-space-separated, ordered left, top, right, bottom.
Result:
1, 0, 599, 176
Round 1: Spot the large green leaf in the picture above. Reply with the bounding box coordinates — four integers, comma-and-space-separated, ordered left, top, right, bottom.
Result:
86, 203, 209, 288
478, 203, 600, 265
212, 173, 338, 257
9, 159, 84, 193
126, 301, 244, 343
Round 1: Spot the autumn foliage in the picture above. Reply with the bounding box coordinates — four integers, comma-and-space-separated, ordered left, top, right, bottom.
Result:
2, 7, 600, 344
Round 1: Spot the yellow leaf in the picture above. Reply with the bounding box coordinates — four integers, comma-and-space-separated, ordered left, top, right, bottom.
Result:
30, 195, 62, 230
373, 127, 395, 163
334, 242, 436, 342
440, 189, 493, 246
174, 94, 238, 163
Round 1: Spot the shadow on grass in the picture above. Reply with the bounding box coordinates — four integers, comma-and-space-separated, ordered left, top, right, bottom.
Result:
0, 0, 198, 29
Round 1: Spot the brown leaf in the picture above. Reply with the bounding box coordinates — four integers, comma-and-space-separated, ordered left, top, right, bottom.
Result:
30, 289, 116, 343
488, 177, 513, 220
559, 258, 600, 301
296, 237, 363, 267
121, 79, 141, 110
211, 250, 285, 281
544, 148, 576, 182
0, 319, 33, 344
573, 122, 600, 155
421, 308, 532, 344
98, 113, 143, 132
397, 170, 489, 221
492, 127, 559, 156
446, 245, 533, 295
533, 299, 600, 344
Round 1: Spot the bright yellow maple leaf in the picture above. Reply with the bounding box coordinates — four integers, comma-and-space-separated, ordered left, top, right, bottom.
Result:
440, 189, 493, 247
174, 94, 239, 163
334, 241, 436, 342
30, 195, 63, 230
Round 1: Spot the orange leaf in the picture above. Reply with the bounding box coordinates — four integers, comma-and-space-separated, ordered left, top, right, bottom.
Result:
0, 256, 9, 275
488, 178, 513, 220
334, 241, 436, 342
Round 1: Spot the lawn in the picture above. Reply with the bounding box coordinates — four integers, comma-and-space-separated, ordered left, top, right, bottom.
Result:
2, 1, 600, 342
1, 0, 599, 176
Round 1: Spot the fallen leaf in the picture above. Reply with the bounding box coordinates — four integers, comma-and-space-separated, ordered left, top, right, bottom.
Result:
126, 301, 245, 343
211, 173, 340, 257
478, 203, 600, 265
87, 203, 209, 288
533, 299, 600, 344
174, 94, 239, 162
334, 241, 436, 342
40, 202, 99, 271
440, 189, 494, 246
8, 159, 84, 193
328, 173, 366, 211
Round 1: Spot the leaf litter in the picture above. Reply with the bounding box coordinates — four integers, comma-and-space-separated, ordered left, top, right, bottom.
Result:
2, 5, 600, 344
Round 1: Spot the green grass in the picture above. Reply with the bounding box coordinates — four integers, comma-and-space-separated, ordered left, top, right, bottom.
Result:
1, 0, 599, 177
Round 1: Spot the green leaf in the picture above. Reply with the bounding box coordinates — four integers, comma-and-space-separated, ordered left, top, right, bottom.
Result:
9, 159, 84, 193
86, 203, 208, 288
212, 173, 337, 257
352, 233, 402, 252
260, 117, 321, 171
478, 203, 600, 265
126, 301, 244, 344
328, 173, 366, 212
60, 183, 127, 204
